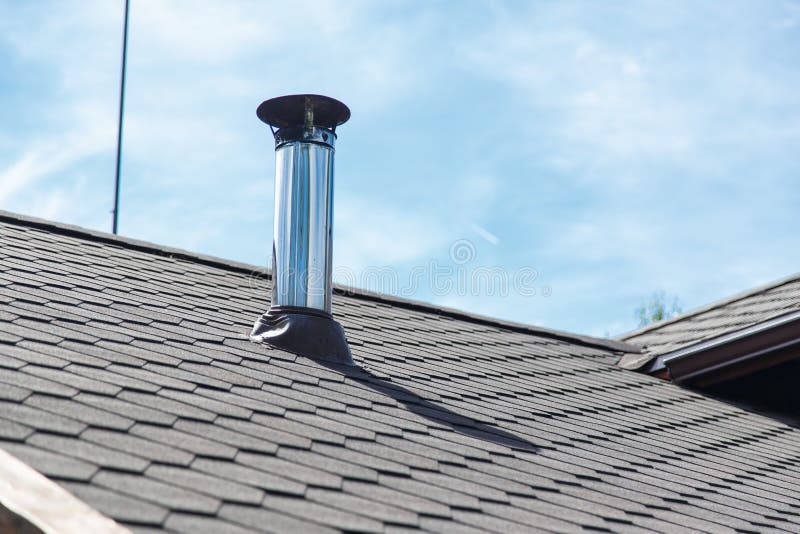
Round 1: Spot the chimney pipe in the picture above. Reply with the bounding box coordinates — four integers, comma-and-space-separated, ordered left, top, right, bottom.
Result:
250, 94, 352, 364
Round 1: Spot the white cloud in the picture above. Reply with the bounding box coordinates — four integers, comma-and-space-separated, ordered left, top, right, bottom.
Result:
469, 224, 499, 246
334, 194, 448, 271
459, 2, 800, 176
461, 22, 698, 164
130, 0, 268, 63
0, 130, 112, 205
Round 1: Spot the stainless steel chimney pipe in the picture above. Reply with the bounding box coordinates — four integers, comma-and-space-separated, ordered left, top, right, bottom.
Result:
271, 126, 335, 312
250, 95, 352, 364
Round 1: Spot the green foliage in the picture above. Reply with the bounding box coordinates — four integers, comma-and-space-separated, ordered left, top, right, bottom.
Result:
635, 290, 682, 327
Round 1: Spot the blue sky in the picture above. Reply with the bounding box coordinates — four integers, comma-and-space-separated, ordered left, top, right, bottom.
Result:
1, 1, 799, 337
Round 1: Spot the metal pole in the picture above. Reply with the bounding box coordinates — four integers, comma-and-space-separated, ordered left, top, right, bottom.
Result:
112, 0, 130, 235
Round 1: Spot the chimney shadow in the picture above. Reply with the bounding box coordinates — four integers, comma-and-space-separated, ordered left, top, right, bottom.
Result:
316, 359, 540, 454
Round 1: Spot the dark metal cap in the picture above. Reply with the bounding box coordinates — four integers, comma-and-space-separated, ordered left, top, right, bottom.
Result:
257, 94, 351, 130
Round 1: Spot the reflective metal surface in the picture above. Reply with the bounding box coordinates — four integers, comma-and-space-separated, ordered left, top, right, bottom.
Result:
274, 125, 336, 149
271, 139, 335, 313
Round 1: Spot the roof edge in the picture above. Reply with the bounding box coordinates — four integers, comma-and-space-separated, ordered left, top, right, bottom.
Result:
334, 286, 640, 353
657, 310, 800, 381
0, 210, 639, 354
0, 210, 262, 276
0, 446, 130, 534
617, 271, 800, 341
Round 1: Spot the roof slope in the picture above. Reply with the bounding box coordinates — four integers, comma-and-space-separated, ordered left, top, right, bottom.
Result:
0, 213, 799, 533
620, 274, 800, 356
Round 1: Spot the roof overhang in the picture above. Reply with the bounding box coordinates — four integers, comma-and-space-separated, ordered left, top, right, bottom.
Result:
637, 310, 800, 386
0, 447, 129, 534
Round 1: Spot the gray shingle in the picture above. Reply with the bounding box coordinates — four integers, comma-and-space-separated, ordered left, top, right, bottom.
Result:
27, 433, 150, 472
130, 424, 238, 459
178, 362, 262, 388
236, 451, 342, 489
261, 383, 348, 412
14, 318, 100, 344
311, 442, 415, 476
118, 390, 216, 421
67, 364, 161, 393
489, 496, 605, 533
191, 458, 305, 496
93, 471, 221, 514
259, 495, 384, 533
0, 321, 59, 343
417, 518, 488, 534
411, 469, 510, 503
0, 401, 86, 435
165, 340, 239, 364
1, 215, 799, 534
23, 365, 122, 395
376, 434, 472, 465
0, 417, 34, 441
146, 465, 264, 505
143, 363, 230, 390
0, 367, 79, 397
622, 277, 800, 356
343, 480, 452, 518
82, 429, 194, 466
277, 447, 379, 482
232, 386, 316, 413
61, 482, 169, 525
48, 340, 138, 367
105, 364, 197, 391
376, 474, 481, 510
218, 504, 339, 534
91, 340, 177, 366
0, 352, 26, 369
215, 417, 313, 449
0, 343, 71, 368
0, 382, 32, 402
306, 488, 419, 526
285, 411, 376, 440
60, 482, 169, 526
1, 442, 98, 480
450, 509, 543, 534
24, 395, 135, 430
75, 393, 178, 426
242, 360, 319, 386
173, 420, 279, 454
211, 361, 292, 387
158, 388, 252, 419
188, 387, 286, 416
164, 514, 254, 534
252, 413, 346, 445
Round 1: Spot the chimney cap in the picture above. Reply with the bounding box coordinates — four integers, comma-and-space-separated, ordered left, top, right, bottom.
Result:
257, 94, 350, 130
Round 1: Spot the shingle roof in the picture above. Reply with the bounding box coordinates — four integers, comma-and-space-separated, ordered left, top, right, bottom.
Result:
1, 210, 800, 533
619, 274, 800, 356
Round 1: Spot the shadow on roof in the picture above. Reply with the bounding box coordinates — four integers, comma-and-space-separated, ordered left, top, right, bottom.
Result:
317, 360, 540, 454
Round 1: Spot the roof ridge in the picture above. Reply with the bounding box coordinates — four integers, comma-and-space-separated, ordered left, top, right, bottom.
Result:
618, 271, 800, 341
0, 209, 638, 354
0, 210, 263, 276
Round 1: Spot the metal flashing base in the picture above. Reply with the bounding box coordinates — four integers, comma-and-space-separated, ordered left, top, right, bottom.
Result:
250, 306, 353, 365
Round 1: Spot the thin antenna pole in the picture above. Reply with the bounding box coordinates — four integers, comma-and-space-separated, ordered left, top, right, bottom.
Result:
112, 0, 130, 235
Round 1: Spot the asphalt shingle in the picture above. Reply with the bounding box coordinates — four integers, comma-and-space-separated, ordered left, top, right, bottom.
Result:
0, 213, 798, 534
60, 482, 169, 526
145, 465, 265, 505
622, 275, 800, 355
1, 441, 98, 481
93, 471, 221, 514
191, 458, 306, 496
